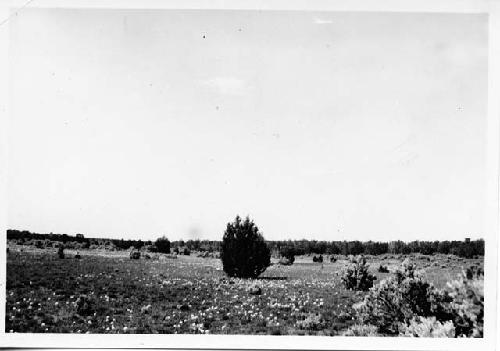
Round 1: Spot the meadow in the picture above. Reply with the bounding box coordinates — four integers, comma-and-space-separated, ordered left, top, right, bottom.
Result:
5, 244, 483, 335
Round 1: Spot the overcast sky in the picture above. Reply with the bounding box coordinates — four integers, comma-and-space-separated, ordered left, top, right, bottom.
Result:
7, 10, 488, 241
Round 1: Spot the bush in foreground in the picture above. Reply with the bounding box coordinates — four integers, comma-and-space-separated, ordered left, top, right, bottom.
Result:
445, 269, 484, 337
341, 255, 376, 291
353, 259, 448, 334
353, 259, 484, 337
295, 313, 325, 331
399, 316, 455, 337
221, 216, 270, 278
341, 324, 379, 336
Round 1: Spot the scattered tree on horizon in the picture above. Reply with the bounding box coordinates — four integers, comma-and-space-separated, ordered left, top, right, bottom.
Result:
155, 236, 171, 254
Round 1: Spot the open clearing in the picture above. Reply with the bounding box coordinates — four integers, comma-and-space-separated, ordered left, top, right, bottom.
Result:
5, 246, 483, 335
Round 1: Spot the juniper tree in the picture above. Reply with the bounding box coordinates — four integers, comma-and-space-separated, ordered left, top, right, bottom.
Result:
221, 215, 271, 279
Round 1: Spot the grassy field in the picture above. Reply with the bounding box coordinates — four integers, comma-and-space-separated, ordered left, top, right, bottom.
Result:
5, 245, 483, 335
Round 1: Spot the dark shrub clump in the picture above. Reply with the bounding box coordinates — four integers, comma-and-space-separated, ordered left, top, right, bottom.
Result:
57, 245, 65, 259
75, 294, 96, 316
378, 264, 389, 273
313, 255, 323, 263
221, 215, 271, 279
130, 250, 141, 259
155, 236, 170, 254
279, 247, 295, 265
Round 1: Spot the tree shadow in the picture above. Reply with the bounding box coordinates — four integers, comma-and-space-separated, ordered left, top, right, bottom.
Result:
257, 276, 287, 281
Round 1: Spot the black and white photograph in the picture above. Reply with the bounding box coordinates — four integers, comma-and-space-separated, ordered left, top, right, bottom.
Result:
0, 0, 499, 349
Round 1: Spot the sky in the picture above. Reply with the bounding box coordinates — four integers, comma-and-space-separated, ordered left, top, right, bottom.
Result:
7, 9, 488, 242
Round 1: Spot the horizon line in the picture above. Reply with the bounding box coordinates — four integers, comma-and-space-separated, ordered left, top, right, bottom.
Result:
6, 228, 484, 244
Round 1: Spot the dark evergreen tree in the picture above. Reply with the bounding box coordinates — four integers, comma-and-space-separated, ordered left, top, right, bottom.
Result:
155, 236, 171, 254
221, 216, 271, 278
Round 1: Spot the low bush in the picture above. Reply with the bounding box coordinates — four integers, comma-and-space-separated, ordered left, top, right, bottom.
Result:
295, 313, 325, 331
353, 259, 484, 337
278, 257, 293, 265
341, 324, 379, 336
143, 245, 158, 253
312, 255, 323, 263
75, 294, 96, 316
57, 245, 65, 259
353, 259, 450, 335
444, 270, 484, 337
399, 316, 455, 337
279, 247, 295, 265
378, 264, 389, 273
341, 255, 376, 291
129, 250, 141, 259
162, 253, 177, 260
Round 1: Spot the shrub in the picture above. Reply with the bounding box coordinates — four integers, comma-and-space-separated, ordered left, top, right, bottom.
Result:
278, 257, 293, 265
400, 316, 455, 337
444, 271, 484, 337
221, 215, 271, 279
465, 265, 483, 280
353, 259, 451, 335
313, 255, 323, 263
378, 264, 389, 273
341, 255, 376, 291
75, 294, 96, 316
330, 255, 337, 263
130, 250, 141, 259
247, 284, 262, 295
279, 247, 295, 264
341, 324, 379, 336
155, 236, 170, 254
143, 244, 158, 253
161, 253, 177, 260
57, 245, 65, 259
295, 313, 325, 331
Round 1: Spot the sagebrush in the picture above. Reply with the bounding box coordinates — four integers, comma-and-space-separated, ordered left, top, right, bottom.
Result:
341, 255, 376, 291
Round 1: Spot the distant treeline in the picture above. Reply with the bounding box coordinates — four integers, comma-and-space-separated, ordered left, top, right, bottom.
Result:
267, 239, 484, 258
6, 229, 484, 258
6, 229, 221, 252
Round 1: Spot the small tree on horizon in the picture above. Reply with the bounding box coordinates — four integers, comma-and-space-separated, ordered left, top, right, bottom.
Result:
155, 236, 171, 254
221, 215, 271, 279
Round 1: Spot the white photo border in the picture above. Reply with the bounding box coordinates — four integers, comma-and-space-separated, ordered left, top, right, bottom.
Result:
0, 0, 498, 349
